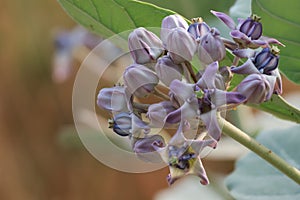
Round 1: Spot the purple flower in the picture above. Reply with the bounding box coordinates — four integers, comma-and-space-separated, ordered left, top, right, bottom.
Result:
187, 17, 210, 41
109, 112, 132, 136
97, 85, 130, 113
165, 62, 246, 141
162, 123, 217, 185
147, 101, 177, 128
128, 27, 164, 64
198, 28, 226, 65
211, 10, 283, 48
123, 64, 159, 98
155, 55, 183, 86
236, 74, 276, 104
109, 112, 150, 137
161, 14, 189, 46
166, 27, 197, 64
231, 47, 282, 96
133, 134, 166, 163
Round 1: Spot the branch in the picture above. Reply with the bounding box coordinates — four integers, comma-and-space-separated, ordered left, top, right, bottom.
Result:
219, 117, 300, 185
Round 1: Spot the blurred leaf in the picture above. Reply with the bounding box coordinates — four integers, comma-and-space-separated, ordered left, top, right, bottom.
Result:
252, 0, 300, 84
57, 0, 176, 39
250, 95, 300, 123
229, 0, 252, 19
226, 125, 300, 200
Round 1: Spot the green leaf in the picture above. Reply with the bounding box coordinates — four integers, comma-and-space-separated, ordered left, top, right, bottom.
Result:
229, 0, 252, 19
252, 0, 300, 84
57, 0, 176, 39
226, 125, 300, 200
249, 95, 300, 123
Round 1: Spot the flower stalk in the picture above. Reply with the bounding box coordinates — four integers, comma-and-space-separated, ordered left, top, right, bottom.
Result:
219, 117, 300, 185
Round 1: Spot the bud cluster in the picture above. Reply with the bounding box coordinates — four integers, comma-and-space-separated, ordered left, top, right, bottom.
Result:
97, 11, 283, 185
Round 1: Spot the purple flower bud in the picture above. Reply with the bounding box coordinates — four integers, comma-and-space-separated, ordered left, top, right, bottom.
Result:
147, 101, 177, 128
109, 112, 132, 136
236, 74, 276, 104
253, 47, 279, 74
239, 15, 262, 40
187, 17, 210, 40
97, 86, 129, 112
123, 64, 159, 98
166, 27, 197, 64
133, 134, 165, 163
155, 55, 183, 86
198, 28, 226, 65
128, 27, 164, 64
161, 14, 189, 46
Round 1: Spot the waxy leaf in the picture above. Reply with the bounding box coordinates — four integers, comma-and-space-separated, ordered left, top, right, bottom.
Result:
252, 0, 300, 84
57, 0, 176, 39
226, 125, 300, 200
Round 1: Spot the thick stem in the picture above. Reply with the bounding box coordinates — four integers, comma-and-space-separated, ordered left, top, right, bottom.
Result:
219, 117, 300, 185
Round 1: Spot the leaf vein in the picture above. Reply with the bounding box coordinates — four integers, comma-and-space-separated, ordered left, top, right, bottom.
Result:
255, 0, 300, 28
89, 0, 101, 21
112, 0, 138, 27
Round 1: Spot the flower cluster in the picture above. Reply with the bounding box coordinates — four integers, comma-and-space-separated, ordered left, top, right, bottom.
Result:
97, 11, 283, 185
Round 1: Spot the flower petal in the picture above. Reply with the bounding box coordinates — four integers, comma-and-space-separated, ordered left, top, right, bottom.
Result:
197, 61, 218, 89
210, 10, 236, 30
231, 58, 260, 74
200, 110, 221, 141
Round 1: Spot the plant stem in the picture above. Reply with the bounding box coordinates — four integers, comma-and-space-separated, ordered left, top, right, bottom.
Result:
232, 56, 240, 67
219, 117, 300, 185
153, 88, 170, 101
183, 61, 197, 83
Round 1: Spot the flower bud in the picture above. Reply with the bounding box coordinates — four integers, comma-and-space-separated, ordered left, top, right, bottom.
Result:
109, 112, 132, 136
161, 14, 189, 46
187, 17, 210, 40
147, 101, 177, 128
123, 64, 159, 98
239, 15, 262, 40
253, 47, 279, 74
133, 134, 165, 163
155, 55, 183, 86
128, 27, 164, 64
236, 74, 276, 104
198, 28, 226, 65
97, 86, 129, 112
166, 27, 197, 64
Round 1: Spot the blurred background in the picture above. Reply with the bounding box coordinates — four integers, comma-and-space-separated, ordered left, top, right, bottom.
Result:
1, 0, 300, 200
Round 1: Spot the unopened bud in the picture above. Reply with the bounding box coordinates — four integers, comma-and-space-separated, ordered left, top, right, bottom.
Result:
109, 112, 132, 136
237, 74, 276, 104
187, 17, 210, 40
97, 86, 129, 112
253, 47, 279, 74
161, 14, 189, 46
123, 64, 159, 98
128, 27, 164, 64
239, 14, 262, 40
166, 27, 197, 64
198, 28, 226, 65
155, 55, 183, 86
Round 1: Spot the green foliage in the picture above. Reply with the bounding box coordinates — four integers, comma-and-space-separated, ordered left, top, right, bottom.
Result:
226, 125, 300, 200
252, 0, 300, 84
57, 0, 175, 39
250, 95, 300, 123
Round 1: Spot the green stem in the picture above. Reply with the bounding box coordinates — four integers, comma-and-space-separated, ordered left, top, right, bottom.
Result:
219, 117, 300, 185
